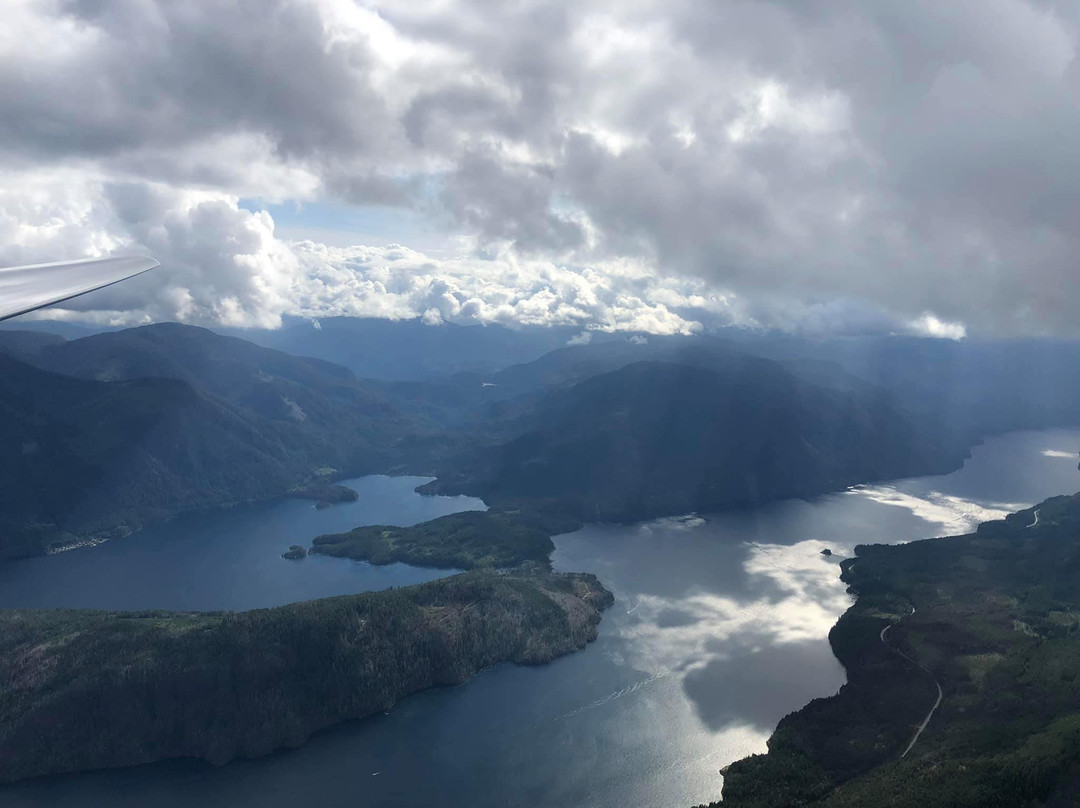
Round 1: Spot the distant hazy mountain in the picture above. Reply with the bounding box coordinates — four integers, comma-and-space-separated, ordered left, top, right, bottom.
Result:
224, 316, 601, 381
6, 320, 1078, 556
26, 322, 405, 437
428, 356, 966, 520
375, 333, 883, 432
425, 331, 1080, 520
483, 335, 878, 398
724, 333, 1080, 440
0, 319, 116, 341
409, 330, 1080, 447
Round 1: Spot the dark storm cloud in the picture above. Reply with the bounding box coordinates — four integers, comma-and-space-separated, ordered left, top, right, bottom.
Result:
442, 147, 586, 253
3, 0, 393, 167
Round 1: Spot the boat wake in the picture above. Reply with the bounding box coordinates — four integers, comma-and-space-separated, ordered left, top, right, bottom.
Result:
557, 668, 672, 720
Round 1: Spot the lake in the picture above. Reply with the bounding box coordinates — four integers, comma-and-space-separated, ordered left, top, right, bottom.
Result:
0, 475, 485, 612
1, 430, 1078, 807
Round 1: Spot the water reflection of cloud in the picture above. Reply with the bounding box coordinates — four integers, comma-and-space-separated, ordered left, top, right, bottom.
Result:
845, 486, 1022, 536
597, 460, 1058, 756
1042, 449, 1077, 459
639, 514, 707, 532
611, 537, 851, 739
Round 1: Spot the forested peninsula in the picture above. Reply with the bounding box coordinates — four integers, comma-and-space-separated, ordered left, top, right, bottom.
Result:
0, 569, 612, 784
715, 493, 1080, 808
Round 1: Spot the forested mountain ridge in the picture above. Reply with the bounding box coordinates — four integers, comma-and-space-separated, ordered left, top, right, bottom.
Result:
394, 330, 1080, 448
0, 325, 437, 559
0, 354, 329, 558
0, 328, 65, 362
425, 358, 967, 521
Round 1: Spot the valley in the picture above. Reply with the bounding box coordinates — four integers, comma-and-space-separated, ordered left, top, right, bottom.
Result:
4, 320, 1080, 807
7, 322, 1080, 558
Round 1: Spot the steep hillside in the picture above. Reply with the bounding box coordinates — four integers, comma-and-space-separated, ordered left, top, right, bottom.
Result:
428, 358, 965, 520
0, 354, 306, 558
0, 329, 65, 362
0, 326, 440, 558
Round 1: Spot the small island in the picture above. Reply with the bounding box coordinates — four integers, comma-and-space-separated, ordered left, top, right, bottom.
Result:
0, 568, 613, 784
287, 483, 359, 509
310, 510, 556, 569
281, 544, 307, 560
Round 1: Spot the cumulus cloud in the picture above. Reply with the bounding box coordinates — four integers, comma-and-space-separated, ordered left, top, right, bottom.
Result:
3, 0, 1079, 336
289, 241, 707, 333
0, 168, 710, 333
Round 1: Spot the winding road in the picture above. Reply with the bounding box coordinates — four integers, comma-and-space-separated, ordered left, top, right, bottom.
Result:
879, 504, 1040, 756
879, 606, 944, 758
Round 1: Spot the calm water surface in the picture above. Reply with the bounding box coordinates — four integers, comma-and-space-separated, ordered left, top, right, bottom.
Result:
2, 430, 1078, 807
0, 475, 485, 611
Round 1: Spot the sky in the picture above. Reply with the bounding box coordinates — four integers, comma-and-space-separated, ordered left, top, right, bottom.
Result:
2, 0, 1079, 337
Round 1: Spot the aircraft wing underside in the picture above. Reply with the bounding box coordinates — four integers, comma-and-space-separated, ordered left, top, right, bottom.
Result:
0, 256, 160, 322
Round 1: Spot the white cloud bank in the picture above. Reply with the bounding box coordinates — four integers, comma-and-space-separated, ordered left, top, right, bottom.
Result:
0, 168, 712, 332
5, 0, 1080, 336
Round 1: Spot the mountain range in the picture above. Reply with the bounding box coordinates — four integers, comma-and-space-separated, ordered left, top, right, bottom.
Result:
4, 317, 1080, 559
423, 354, 966, 520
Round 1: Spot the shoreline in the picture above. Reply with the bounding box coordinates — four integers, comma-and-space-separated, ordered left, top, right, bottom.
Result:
715, 492, 1080, 807
0, 569, 614, 786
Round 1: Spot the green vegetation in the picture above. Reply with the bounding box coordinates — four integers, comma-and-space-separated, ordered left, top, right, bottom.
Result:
288, 483, 360, 508
310, 510, 555, 569
281, 544, 307, 559
715, 493, 1080, 808
0, 568, 612, 784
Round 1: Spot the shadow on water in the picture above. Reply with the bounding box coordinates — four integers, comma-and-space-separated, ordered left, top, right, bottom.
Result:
683, 636, 848, 731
